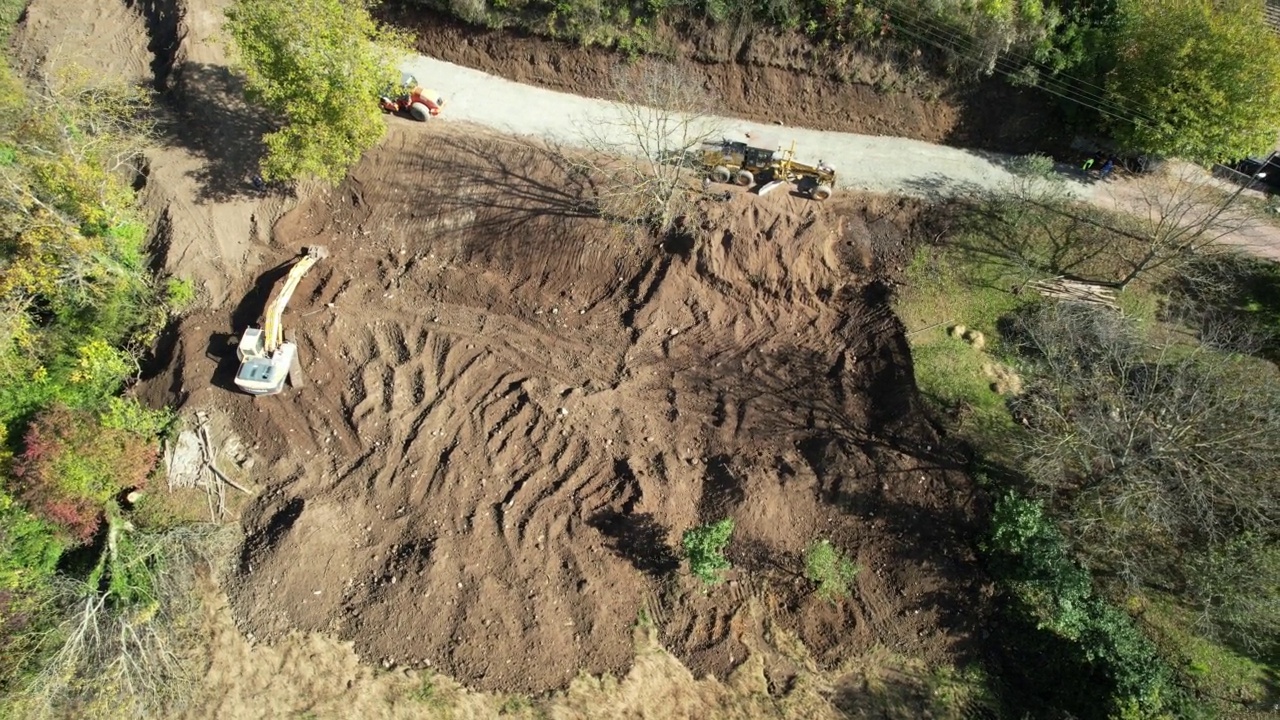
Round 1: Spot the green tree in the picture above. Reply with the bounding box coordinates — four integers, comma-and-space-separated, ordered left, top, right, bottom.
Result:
1105, 0, 1280, 162
224, 0, 411, 183
682, 518, 734, 585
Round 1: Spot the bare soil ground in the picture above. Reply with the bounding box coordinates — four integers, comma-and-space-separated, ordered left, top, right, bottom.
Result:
387, 6, 1070, 154
139, 121, 987, 694
184, 570, 982, 719
14, 0, 991, 709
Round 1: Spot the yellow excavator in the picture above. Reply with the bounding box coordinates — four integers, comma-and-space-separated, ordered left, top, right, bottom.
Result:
234, 246, 328, 396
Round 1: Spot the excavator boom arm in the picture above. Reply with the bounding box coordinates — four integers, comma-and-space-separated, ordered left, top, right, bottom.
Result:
261, 247, 328, 353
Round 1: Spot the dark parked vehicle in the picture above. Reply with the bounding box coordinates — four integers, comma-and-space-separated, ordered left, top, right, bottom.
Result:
1227, 154, 1280, 191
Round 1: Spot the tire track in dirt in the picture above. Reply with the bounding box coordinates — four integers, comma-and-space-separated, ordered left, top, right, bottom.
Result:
141, 124, 986, 693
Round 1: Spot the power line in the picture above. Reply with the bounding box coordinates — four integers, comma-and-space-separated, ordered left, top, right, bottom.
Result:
880, 0, 1136, 116
865, 1, 1162, 128
881, 7, 1154, 125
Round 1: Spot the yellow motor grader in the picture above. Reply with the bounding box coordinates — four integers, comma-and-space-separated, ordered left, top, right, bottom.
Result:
759, 142, 836, 201
699, 139, 779, 188
700, 139, 836, 201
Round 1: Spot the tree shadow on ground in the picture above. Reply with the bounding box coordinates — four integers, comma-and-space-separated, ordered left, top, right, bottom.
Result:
393, 131, 599, 232
831, 664, 998, 719
678, 296, 991, 663
156, 62, 277, 203
588, 510, 680, 577
946, 192, 1128, 289
1162, 253, 1280, 363
348, 129, 625, 294
899, 173, 986, 203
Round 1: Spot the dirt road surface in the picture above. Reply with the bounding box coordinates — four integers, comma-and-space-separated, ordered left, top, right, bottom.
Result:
402, 56, 1070, 201
400, 56, 1280, 261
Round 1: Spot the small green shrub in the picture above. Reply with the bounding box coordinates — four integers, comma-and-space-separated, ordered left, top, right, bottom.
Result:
410, 674, 447, 708
803, 539, 859, 601
163, 277, 196, 314
682, 518, 734, 585
499, 694, 533, 714
99, 397, 175, 439
985, 492, 1183, 717
1007, 153, 1056, 178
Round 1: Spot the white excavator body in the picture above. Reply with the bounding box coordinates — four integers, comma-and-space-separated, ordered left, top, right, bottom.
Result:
233, 246, 327, 396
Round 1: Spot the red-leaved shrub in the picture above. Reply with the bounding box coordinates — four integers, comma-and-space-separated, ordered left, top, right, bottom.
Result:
10, 406, 157, 544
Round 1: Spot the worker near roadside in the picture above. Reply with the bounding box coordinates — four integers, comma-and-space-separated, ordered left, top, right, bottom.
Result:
1099, 157, 1115, 179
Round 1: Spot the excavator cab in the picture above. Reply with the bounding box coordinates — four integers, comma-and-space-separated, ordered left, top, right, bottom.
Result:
234, 246, 328, 396
235, 328, 298, 395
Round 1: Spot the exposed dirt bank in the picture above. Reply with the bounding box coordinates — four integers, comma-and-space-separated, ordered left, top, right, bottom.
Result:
140, 122, 986, 693
387, 5, 1070, 154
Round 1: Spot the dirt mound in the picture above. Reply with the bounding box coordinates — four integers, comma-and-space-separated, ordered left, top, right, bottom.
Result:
140, 122, 985, 693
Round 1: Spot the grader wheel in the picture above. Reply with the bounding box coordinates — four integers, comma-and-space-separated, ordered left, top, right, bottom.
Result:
734, 169, 754, 187
812, 184, 833, 201
711, 165, 731, 183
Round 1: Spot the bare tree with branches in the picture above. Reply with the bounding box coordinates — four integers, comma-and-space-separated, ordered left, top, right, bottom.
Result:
570, 61, 721, 233
1005, 302, 1280, 648
966, 163, 1267, 291
1100, 163, 1265, 288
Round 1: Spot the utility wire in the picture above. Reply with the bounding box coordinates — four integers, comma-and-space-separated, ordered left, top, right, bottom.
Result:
863, 1, 1163, 128
881, 8, 1154, 125
890, 17, 1150, 126
877, 0, 1140, 117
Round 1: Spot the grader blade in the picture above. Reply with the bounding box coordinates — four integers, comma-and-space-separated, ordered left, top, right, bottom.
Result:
758, 179, 788, 196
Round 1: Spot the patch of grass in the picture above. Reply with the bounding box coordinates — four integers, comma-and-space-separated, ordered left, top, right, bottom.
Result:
1137, 595, 1275, 710
899, 245, 1023, 337
0, 0, 25, 43
410, 674, 447, 708
498, 694, 534, 715
1115, 282, 1162, 327
834, 648, 1000, 719
897, 245, 1024, 450
803, 539, 859, 602
163, 277, 197, 314
925, 664, 999, 716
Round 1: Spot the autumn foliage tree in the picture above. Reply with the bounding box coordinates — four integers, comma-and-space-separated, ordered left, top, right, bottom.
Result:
224, 0, 411, 183
10, 407, 157, 544
1105, 0, 1280, 162
0, 58, 175, 702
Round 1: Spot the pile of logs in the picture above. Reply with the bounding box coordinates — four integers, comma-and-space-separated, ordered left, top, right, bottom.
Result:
1026, 277, 1118, 309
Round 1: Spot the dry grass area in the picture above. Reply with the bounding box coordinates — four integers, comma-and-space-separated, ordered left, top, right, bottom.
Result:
178, 576, 990, 720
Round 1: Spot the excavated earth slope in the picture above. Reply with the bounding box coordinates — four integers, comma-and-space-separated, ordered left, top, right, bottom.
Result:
145, 124, 985, 693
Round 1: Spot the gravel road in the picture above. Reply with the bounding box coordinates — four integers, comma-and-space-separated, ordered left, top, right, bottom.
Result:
401, 55, 1280, 260
401, 55, 1093, 200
